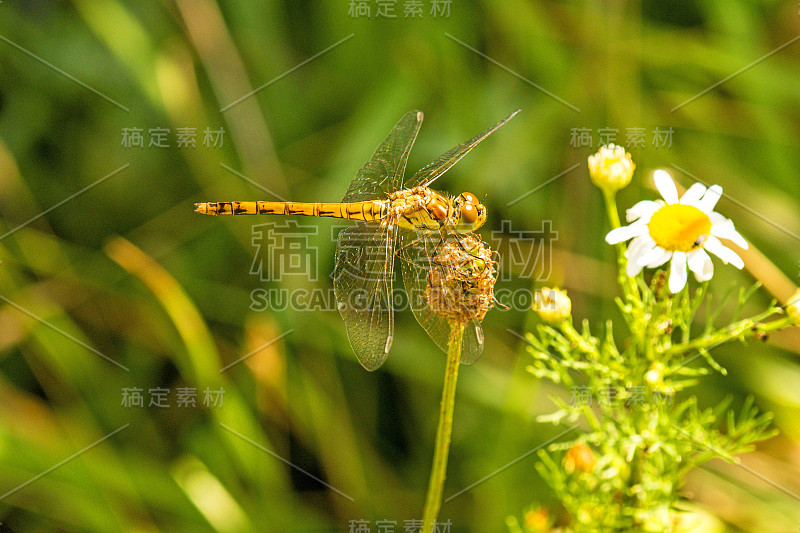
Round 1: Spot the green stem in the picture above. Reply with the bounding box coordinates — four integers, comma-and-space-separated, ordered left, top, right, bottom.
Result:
561, 321, 599, 356
422, 324, 463, 533
602, 189, 638, 303
663, 314, 791, 357
602, 188, 623, 230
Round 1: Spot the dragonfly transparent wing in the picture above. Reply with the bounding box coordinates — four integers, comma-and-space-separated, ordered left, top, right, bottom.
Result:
398, 229, 484, 365
459, 319, 485, 365
333, 222, 397, 370
404, 110, 520, 190
343, 110, 424, 202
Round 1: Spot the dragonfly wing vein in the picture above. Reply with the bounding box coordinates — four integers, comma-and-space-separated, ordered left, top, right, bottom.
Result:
399, 229, 484, 364
334, 222, 397, 370
459, 319, 485, 365
406, 110, 520, 190
343, 110, 423, 202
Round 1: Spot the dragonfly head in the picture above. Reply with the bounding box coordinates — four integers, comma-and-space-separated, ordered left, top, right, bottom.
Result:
453, 192, 486, 232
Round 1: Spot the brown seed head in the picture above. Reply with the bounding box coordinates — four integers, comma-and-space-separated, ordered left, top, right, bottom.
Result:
424, 234, 498, 326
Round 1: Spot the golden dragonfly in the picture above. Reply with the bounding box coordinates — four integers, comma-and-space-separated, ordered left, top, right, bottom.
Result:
195, 110, 518, 370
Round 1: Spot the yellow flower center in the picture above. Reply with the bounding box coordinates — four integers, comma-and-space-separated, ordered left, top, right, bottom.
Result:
647, 204, 711, 252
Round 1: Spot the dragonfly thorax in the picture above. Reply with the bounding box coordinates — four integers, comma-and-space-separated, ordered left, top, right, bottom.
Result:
390, 188, 487, 233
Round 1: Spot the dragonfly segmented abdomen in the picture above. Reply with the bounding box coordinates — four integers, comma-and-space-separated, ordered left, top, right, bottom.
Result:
195, 200, 388, 221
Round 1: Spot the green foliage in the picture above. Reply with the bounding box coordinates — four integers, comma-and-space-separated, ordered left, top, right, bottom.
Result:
513, 170, 791, 532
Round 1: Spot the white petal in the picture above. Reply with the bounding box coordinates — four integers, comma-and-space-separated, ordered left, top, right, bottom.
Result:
687, 249, 714, 282
626, 200, 659, 223
710, 218, 748, 249
698, 185, 723, 213
626, 235, 655, 277
668, 252, 688, 293
704, 236, 744, 269
647, 251, 673, 268
654, 170, 679, 204
709, 212, 726, 225
606, 223, 648, 245
680, 183, 707, 207
637, 246, 671, 268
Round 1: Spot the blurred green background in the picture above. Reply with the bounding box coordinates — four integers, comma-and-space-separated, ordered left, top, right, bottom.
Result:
1, 1, 800, 531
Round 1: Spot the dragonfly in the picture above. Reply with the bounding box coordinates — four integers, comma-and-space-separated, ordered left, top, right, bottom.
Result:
195, 109, 518, 370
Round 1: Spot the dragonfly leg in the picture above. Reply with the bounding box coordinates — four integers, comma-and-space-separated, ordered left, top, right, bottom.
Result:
395, 231, 446, 270
453, 231, 484, 254
396, 234, 427, 254
453, 231, 470, 253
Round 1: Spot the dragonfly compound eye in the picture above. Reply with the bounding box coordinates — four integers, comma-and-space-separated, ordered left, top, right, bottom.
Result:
460, 202, 478, 225
461, 192, 479, 205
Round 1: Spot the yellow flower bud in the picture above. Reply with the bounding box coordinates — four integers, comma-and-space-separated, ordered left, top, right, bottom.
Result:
534, 287, 572, 324
523, 506, 551, 531
645, 362, 665, 386
588, 144, 635, 192
564, 442, 596, 474
787, 288, 800, 325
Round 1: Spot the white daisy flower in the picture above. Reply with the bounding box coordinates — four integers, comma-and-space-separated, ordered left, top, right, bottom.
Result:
605, 170, 748, 293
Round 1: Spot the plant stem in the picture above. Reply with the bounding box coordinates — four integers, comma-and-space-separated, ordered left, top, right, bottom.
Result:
663, 313, 791, 357
561, 321, 599, 356
602, 189, 638, 302
602, 188, 623, 230
422, 323, 464, 532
